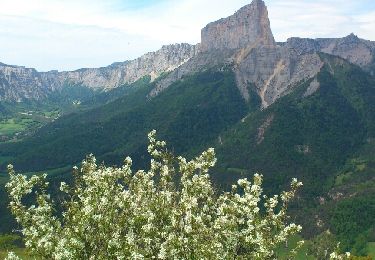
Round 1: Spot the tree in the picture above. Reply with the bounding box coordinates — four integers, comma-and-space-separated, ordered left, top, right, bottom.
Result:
5, 131, 349, 259
307, 230, 339, 259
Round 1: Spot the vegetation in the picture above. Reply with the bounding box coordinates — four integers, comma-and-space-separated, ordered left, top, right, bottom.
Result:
0, 55, 374, 255
0, 234, 23, 250
276, 235, 315, 259
330, 197, 375, 254
306, 231, 341, 260
5, 131, 314, 259
0, 106, 60, 143
0, 68, 247, 172
213, 60, 374, 198
0, 77, 149, 143
0, 248, 34, 259
367, 242, 375, 258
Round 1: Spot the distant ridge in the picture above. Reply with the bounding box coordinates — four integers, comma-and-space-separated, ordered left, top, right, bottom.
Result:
0, 0, 374, 104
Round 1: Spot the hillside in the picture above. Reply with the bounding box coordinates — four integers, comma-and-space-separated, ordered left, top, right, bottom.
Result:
1, 55, 374, 246
0, 68, 248, 172
0, 0, 374, 255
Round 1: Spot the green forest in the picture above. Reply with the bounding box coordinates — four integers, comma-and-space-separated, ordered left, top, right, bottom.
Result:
0, 54, 374, 257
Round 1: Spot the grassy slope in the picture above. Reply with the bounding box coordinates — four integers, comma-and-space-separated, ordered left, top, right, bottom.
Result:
368, 242, 375, 258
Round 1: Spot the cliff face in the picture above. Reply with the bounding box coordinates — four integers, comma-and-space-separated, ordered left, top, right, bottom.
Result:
152, 0, 325, 107
200, 0, 275, 52
287, 34, 375, 73
0, 43, 198, 101
0, 64, 51, 101
1, 0, 374, 105
152, 1, 374, 108
59, 43, 199, 90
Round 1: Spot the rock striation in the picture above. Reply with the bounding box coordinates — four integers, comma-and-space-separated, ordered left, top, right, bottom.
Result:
200, 0, 275, 52
1, 0, 374, 105
151, 1, 374, 108
152, 0, 325, 107
0, 43, 198, 101
59, 43, 199, 90
0, 64, 51, 102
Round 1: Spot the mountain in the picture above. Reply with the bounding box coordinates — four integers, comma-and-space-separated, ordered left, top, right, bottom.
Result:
1, 0, 375, 255
200, 0, 275, 51
0, 1, 374, 105
286, 34, 375, 74
0, 43, 198, 102
151, 0, 374, 109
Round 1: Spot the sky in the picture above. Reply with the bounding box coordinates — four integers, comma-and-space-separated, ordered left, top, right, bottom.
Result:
0, 0, 374, 72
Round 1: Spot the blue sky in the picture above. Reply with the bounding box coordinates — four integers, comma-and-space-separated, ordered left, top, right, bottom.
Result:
0, 0, 374, 71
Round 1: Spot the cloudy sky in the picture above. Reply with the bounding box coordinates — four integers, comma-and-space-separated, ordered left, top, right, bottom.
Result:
0, 0, 374, 71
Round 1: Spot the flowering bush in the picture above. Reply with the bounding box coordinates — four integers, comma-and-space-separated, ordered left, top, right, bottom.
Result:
6, 131, 349, 259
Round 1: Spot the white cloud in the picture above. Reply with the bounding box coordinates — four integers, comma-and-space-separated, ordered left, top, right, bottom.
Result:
268, 0, 357, 40
352, 11, 375, 40
0, 0, 374, 71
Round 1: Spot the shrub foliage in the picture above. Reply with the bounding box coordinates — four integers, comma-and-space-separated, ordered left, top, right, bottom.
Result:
5, 131, 349, 259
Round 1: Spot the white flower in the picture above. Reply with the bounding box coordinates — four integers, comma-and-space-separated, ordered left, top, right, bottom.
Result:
5, 252, 21, 260
5, 131, 306, 260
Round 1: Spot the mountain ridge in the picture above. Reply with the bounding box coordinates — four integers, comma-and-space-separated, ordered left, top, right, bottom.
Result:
0, 43, 198, 102
0, 0, 374, 105
1, 1, 375, 254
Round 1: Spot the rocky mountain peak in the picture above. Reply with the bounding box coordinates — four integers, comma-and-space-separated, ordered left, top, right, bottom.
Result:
343, 33, 360, 42
200, 0, 275, 52
1, 0, 375, 106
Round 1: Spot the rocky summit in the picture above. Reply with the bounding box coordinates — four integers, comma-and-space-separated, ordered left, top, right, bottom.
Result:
1, 2, 375, 250
0, 0, 374, 106
151, 0, 375, 108
200, 0, 275, 52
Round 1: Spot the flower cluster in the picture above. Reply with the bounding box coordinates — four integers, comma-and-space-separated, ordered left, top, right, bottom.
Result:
6, 131, 349, 259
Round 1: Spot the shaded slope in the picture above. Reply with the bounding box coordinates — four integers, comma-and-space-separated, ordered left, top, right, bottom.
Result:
213, 54, 375, 199
0, 68, 249, 172
0, 56, 374, 246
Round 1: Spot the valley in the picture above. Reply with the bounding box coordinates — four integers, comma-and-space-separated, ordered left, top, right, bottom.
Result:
0, 0, 374, 257
0, 106, 60, 143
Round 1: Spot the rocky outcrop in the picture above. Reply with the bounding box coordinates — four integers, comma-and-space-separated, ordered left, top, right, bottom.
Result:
303, 78, 320, 98
286, 34, 375, 72
1, 0, 374, 106
149, 49, 236, 97
59, 43, 199, 90
233, 45, 324, 107
200, 0, 275, 52
0, 64, 51, 101
152, 0, 325, 108
0, 43, 198, 101
256, 114, 274, 144
151, 1, 374, 108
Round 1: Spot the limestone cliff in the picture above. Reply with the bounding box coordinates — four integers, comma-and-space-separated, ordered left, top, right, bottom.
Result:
151, 1, 374, 108
0, 43, 198, 101
287, 34, 375, 74
200, 0, 275, 52
59, 43, 199, 90
0, 64, 51, 102
1, 0, 374, 106
151, 0, 325, 108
